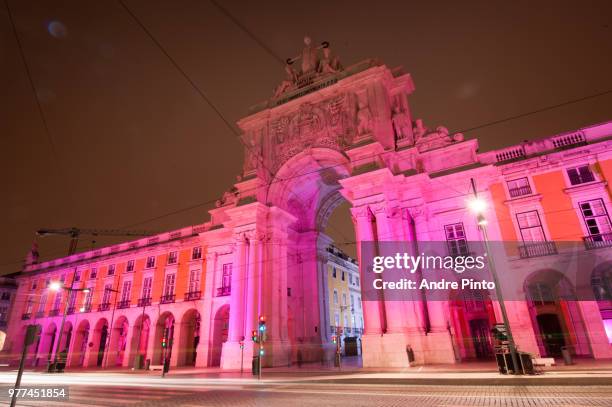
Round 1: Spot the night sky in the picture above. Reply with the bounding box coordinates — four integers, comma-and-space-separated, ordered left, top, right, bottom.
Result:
2, 0, 611, 275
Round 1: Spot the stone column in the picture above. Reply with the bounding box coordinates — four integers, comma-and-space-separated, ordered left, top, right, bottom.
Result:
196, 251, 217, 367
228, 233, 247, 342
577, 301, 612, 359
351, 206, 383, 335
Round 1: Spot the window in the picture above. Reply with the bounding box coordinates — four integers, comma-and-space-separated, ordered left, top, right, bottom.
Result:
332, 267, 337, 278
53, 291, 62, 310
356, 276, 360, 287
164, 273, 176, 297
25, 298, 34, 314
0, 306, 8, 321
350, 294, 355, 309
580, 199, 612, 238
342, 293, 347, 306
102, 284, 112, 305
568, 165, 595, 185
60, 274, 66, 283
83, 289, 93, 309
335, 312, 340, 327
341, 271, 345, 281
68, 291, 77, 309
528, 283, 555, 305
333, 290, 338, 305
108, 264, 115, 276
287, 287, 292, 297
142, 277, 152, 299
516, 211, 546, 241
188, 269, 200, 293
90, 268, 98, 279
358, 296, 362, 310
507, 177, 532, 198
126, 260, 135, 272
348, 274, 353, 285
146, 256, 156, 269
167, 251, 178, 265
74, 270, 81, 282
445, 223, 468, 255
222, 264, 232, 289
0, 292, 9, 301
121, 280, 132, 302
192, 246, 202, 260
38, 293, 47, 313
31, 281, 37, 290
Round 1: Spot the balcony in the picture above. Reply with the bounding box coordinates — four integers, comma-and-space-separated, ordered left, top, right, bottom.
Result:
49, 309, 60, 317
82, 304, 92, 313
21, 313, 31, 320
117, 300, 131, 309
137, 297, 152, 307
67, 306, 76, 315
35, 311, 45, 318
184, 291, 201, 301
518, 241, 558, 259
160, 294, 175, 304
98, 303, 111, 312
584, 233, 612, 250
508, 185, 532, 198
216, 286, 231, 297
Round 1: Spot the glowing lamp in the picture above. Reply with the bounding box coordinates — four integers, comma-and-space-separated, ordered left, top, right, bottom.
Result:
48, 282, 62, 291
467, 197, 487, 215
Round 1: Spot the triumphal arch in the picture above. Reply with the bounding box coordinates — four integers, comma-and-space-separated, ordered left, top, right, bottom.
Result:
210, 37, 470, 368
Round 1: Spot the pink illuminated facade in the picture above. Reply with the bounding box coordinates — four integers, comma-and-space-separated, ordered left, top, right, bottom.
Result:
5, 39, 612, 369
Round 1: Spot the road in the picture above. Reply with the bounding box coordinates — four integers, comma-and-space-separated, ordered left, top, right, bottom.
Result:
0, 372, 610, 406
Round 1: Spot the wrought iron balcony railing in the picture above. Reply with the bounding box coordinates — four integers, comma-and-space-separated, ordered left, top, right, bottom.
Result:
160, 294, 175, 304
584, 233, 612, 250
508, 185, 532, 198
49, 309, 60, 317
82, 304, 92, 313
518, 241, 558, 259
35, 311, 45, 318
117, 300, 131, 309
184, 291, 201, 301
216, 286, 231, 297
98, 303, 111, 312
137, 297, 151, 307
67, 306, 76, 315
21, 313, 31, 320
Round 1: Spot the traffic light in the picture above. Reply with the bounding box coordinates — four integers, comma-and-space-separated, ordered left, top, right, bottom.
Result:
332, 335, 337, 344
161, 336, 167, 348
251, 330, 258, 343
258, 316, 266, 342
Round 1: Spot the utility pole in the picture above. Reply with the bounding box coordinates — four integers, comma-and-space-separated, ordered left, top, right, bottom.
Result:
11, 325, 37, 407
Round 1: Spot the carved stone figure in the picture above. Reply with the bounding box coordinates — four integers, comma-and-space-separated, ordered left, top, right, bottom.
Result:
301, 36, 318, 74
412, 119, 463, 152
392, 105, 412, 144
412, 119, 427, 142
318, 47, 337, 74
357, 100, 373, 135
24, 242, 39, 266
273, 64, 298, 98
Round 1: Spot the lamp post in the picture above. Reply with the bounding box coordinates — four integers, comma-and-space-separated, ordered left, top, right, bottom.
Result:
48, 282, 90, 372
102, 285, 120, 369
468, 178, 520, 374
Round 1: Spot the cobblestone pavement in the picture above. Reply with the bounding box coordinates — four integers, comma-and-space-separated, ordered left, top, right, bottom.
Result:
1, 383, 611, 406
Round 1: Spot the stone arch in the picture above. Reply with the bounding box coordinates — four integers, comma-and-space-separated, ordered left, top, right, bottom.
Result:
153, 311, 175, 365
177, 308, 201, 366
448, 289, 496, 361
524, 269, 591, 358
210, 305, 229, 367
39, 323, 57, 364
589, 262, 612, 345
128, 313, 151, 369
108, 316, 129, 367
58, 321, 73, 355
90, 318, 109, 367
70, 319, 90, 367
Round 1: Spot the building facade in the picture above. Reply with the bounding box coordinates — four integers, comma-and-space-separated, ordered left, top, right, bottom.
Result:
0, 276, 17, 351
324, 243, 363, 356
5, 39, 612, 369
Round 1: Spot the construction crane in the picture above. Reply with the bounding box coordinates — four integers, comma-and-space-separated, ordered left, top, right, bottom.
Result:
36, 227, 159, 256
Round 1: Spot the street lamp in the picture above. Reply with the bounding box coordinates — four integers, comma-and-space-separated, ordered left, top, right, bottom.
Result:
48, 282, 90, 372
468, 178, 521, 375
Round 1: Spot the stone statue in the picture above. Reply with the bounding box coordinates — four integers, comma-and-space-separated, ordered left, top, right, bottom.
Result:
301, 36, 318, 74
392, 105, 412, 144
412, 119, 463, 152
25, 242, 39, 266
357, 100, 373, 135
318, 47, 337, 74
412, 119, 427, 142
273, 64, 298, 98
